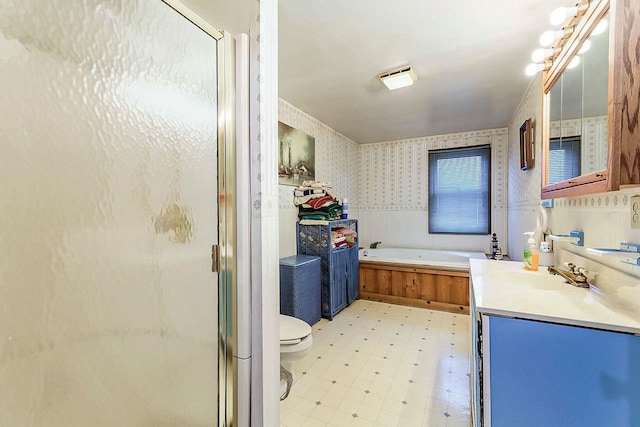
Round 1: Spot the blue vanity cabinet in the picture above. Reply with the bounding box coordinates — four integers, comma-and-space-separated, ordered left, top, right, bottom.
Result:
297, 219, 359, 319
473, 314, 640, 427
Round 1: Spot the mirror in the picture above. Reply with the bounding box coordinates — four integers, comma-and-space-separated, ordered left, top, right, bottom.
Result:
544, 9, 610, 187
581, 13, 610, 174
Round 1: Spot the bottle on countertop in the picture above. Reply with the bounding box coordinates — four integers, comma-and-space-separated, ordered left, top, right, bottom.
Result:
523, 232, 539, 271
341, 198, 348, 219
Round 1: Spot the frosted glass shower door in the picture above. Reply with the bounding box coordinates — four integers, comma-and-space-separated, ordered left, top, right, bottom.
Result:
0, 1, 222, 425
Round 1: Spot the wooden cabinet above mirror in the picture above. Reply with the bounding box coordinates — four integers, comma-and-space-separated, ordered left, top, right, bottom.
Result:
541, 0, 640, 199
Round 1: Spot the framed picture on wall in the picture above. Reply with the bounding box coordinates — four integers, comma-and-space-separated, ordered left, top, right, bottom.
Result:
278, 121, 316, 186
520, 118, 534, 171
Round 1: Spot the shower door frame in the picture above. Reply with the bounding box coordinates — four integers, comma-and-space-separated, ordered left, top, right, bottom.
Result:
160, 2, 238, 426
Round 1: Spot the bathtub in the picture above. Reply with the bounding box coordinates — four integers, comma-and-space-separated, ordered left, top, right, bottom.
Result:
359, 247, 486, 270
358, 248, 487, 313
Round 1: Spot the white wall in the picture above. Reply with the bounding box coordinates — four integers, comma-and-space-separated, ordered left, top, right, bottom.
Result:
277, 102, 509, 256
507, 76, 545, 262
249, 1, 281, 425
278, 99, 360, 257
508, 76, 640, 278
358, 129, 509, 254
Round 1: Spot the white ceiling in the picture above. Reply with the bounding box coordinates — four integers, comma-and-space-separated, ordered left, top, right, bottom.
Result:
178, 0, 574, 144
279, 0, 570, 143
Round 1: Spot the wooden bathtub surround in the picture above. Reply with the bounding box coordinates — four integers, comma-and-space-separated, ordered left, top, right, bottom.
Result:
359, 261, 470, 314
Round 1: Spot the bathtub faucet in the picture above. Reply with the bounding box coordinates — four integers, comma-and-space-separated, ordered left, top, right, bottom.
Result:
370, 241, 382, 249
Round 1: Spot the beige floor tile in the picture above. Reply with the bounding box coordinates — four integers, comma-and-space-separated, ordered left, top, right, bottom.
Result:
337, 397, 363, 413
376, 409, 400, 427
290, 396, 320, 416
281, 301, 471, 427
282, 409, 309, 426
302, 416, 328, 427
309, 403, 336, 424
304, 386, 328, 403
329, 409, 357, 426
350, 416, 383, 427
381, 396, 406, 414
396, 415, 424, 427
421, 412, 450, 427
356, 401, 382, 422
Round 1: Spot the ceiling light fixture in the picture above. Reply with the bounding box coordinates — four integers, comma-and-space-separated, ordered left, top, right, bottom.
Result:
378, 66, 417, 90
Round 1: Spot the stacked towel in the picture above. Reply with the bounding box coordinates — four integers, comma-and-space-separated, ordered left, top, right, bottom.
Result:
294, 181, 342, 224
331, 227, 358, 248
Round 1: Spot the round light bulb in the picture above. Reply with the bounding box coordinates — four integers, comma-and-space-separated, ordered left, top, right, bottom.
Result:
525, 63, 544, 77
592, 19, 608, 35
532, 48, 553, 63
550, 6, 578, 26
539, 30, 561, 47
550, 7, 568, 26
567, 55, 581, 69
578, 40, 592, 54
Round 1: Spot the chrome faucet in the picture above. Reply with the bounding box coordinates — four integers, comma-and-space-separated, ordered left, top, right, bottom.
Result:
370, 241, 382, 249
547, 262, 590, 288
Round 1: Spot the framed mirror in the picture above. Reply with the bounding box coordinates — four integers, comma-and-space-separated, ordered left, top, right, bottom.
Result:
541, 0, 611, 196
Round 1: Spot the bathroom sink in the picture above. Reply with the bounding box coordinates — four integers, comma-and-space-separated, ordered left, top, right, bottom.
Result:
482, 270, 561, 290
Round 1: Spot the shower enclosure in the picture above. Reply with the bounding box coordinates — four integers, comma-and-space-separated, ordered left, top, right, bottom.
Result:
0, 0, 236, 425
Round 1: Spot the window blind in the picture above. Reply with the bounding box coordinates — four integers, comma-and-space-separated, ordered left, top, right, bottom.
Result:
428, 145, 491, 235
549, 136, 581, 184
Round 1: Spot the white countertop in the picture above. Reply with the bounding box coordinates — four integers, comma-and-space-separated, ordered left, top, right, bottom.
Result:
470, 259, 640, 335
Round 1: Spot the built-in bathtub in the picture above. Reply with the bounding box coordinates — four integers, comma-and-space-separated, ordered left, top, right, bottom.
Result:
359, 248, 486, 269
358, 248, 487, 313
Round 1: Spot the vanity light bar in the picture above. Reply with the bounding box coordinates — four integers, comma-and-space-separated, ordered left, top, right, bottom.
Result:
526, 1, 586, 77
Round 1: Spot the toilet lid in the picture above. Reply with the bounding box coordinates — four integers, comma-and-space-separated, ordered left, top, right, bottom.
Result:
280, 314, 312, 343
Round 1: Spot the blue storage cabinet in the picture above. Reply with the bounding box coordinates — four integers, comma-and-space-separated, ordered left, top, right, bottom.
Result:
279, 255, 321, 326
485, 315, 640, 427
296, 219, 359, 320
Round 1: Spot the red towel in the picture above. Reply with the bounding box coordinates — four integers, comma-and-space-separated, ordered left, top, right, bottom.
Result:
307, 195, 334, 209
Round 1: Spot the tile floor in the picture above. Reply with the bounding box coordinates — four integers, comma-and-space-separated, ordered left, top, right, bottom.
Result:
280, 300, 471, 427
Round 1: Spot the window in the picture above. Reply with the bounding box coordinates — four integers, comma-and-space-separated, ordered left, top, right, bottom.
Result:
428, 145, 491, 234
548, 136, 581, 184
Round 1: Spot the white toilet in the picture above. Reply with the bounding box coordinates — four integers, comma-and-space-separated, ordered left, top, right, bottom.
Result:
280, 314, 313, 383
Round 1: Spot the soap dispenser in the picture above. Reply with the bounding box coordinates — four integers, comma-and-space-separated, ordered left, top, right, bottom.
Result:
523, 232, 539, 271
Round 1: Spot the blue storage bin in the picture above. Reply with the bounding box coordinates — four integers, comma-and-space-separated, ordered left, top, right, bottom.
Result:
279, 255, 321, 326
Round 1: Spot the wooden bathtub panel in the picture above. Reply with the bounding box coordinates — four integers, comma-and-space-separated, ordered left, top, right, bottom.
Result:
375, 269, 391, 295
360, 267, 377, 294
451, 276, 470, 305
390, 270, 404, 297
359, 261, 470, 314
417, 273, 436, 301
403, 272, 419, 300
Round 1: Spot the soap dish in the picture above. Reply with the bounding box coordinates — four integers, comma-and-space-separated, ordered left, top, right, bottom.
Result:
586, 243, 640, 266
586, 248, 638, 257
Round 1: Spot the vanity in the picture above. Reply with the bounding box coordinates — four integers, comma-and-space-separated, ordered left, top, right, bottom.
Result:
469, 258, 640, 427
540, 0, 640, 198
